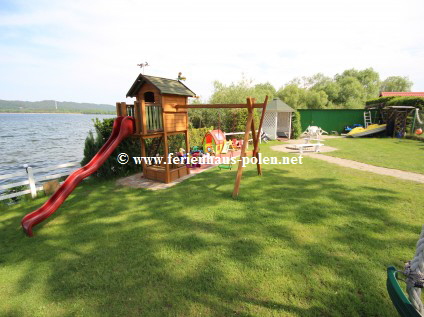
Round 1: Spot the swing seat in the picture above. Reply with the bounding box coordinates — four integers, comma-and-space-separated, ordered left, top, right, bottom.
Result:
386, 266, 421, 317
218, 164, 232, 170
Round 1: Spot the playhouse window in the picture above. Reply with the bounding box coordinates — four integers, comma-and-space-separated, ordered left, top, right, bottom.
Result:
144, 92, 155, 102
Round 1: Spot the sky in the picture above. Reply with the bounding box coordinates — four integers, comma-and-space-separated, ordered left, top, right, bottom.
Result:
0, 0, 423, 105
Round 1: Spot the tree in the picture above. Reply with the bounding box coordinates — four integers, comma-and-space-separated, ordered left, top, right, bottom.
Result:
380, 76, 413, 92
209, 78, 255, 104
311, 78, 340, 106
335, 68, 380, 100
277, 84, 307, 109
192, 77, 273, 132
253, 82, 276, 101
335, 76, 366, 108
303, 73, 331, 89
304, 90, 329, 109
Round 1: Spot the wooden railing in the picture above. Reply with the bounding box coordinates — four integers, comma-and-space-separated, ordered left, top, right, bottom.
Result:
126, 104, 135, 117
146, 103, 163, 132
116, 101, 163, 134
0, 162, 80, 201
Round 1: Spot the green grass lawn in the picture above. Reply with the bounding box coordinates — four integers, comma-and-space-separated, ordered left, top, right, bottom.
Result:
1, 142, 423, 316
324, 138, 424, 174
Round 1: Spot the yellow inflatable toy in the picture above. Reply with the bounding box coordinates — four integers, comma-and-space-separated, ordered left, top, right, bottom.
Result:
347, 124, 386, 138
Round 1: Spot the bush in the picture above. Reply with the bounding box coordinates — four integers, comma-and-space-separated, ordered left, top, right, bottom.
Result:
365, 96, 395, 108
81, 118, 141, 179
188, 107, 260, 137
406, 134, 424, 142
291, 111, 302, 139
189, 127, 212, 149
365, 96, 424, 110
386, 97, 424, 110
168, 134, 185, 154
1, 185, 32, 205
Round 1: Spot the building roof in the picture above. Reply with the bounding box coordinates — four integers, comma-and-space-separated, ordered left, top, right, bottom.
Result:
266, 98, 295, 112
380, 92, 424, 97
209, 130, 225, 144
126, 74, 196, 98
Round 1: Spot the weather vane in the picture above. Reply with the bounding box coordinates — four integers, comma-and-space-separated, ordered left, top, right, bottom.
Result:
177, 72, 186, 81
137, 62, 149, 74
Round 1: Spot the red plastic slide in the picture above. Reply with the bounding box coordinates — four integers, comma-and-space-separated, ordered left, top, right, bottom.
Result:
21, 116, 135, 236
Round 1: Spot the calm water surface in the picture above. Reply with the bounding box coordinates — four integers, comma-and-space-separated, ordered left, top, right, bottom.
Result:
0, 113, 115, 185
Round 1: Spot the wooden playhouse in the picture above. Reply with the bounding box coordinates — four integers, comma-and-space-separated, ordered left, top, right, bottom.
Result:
116, 74, 195, 183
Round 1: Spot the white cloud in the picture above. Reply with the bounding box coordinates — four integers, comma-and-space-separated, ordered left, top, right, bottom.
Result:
0, 0, 423, 103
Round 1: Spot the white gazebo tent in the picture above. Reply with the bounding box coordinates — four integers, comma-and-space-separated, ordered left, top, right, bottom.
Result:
262, 98, 295, 139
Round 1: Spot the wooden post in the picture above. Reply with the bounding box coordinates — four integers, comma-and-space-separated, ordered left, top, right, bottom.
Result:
116, 102, 122, 116
160, 101, 171, 183
232, 97, 255, 198
252, 96, 269, 175
26, 166, 37, 198
141, 100, 147, 135
134, 101, 142, 134
250, 98, 258, 156
120, 102, 127, 117
250, 117, 261, 175
163, 134, 170, 183
249, 99, 261, 175
140, 138, 147, 172
184, 130, 190, 175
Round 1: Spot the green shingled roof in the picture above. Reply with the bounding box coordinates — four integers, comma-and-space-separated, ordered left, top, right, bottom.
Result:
266, 98, 294, 112
126, 74, 196, 98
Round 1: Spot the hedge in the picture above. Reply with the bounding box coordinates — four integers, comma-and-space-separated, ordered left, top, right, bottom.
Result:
365, 96, 424, 109
386, 97, 424, 110
291, 111, 302, 139
365, 96, 395, 107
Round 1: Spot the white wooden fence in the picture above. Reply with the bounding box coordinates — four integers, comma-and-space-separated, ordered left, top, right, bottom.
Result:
0, 162, 80, 201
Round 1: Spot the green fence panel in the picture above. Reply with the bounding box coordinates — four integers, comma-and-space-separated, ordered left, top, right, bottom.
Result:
298, 109, 377, 133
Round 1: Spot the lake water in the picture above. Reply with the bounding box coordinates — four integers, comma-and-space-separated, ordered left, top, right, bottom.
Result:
0, 113, 116, 186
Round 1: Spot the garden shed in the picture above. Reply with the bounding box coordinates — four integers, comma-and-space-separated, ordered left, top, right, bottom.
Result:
262, 98, 295, 139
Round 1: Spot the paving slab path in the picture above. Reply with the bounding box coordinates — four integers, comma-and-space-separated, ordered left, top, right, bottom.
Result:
271, 144, 424, 184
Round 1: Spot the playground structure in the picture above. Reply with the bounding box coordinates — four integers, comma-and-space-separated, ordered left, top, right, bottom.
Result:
202, 130, 245, 155
119, 74, 196, 183
119, 74, 268, 187
365, 102, 417, 138
21, 74, 269, 236
203, 130, 226, 155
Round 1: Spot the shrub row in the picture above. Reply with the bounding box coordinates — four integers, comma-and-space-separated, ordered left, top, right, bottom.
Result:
366, 96, 424, 109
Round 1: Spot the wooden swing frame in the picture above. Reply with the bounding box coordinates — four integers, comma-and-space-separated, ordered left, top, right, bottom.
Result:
176, 96, 269, 198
